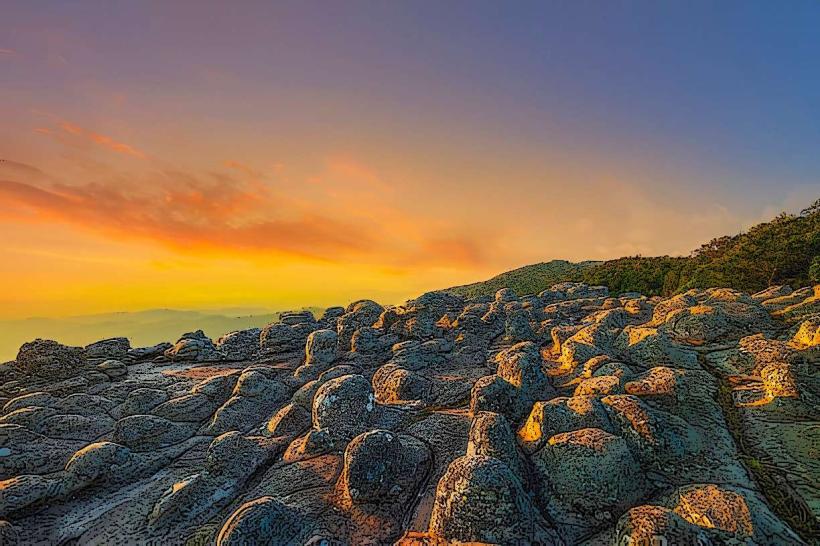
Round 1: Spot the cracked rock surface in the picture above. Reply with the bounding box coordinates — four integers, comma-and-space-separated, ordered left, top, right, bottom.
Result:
1, 283, 818, 545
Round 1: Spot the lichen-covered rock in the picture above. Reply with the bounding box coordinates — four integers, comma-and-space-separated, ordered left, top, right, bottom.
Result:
153, 393, 218, 422
165, 330, 223, 362
467, 412, 522, 477
504, 307, 537, 342
85, 337, 131, 364
0, 424, 86, 479
532, 427, 645, 517
614, 505, 709, 546
127, 342, 172, 361
14, 339, 85, 379
337, 300, 384, 351
96, 359, 128, 379
792, 317, 820, 348
574, 374, 622, 396
217, 496, 304, 546
311, 374, 375, 440
191, 373, 239, 399
294, 329, 338, 380
204, 371, 289, 435
495, 341, 547, 391
668, 484, 803, 544
429, 454, 534, 544
215, 328, 260, 361
260, 321, 315, 355
265, 402, 310, 438
518, 395, 612, 454
112, 414, 194, 451
64, 441, 132, 485
119, 388, 169, 417
341, 429, 430, 503
2, 392, 57, 414
372, 366, 431, 403
390, 339, 450, 371
470, 374, 529, 424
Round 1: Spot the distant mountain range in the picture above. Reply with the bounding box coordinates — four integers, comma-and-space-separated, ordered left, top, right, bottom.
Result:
0, 307, 323, 362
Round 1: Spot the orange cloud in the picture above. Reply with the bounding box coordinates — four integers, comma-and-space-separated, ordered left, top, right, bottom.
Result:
56, 122, 146, 158
0, 145, 509, 272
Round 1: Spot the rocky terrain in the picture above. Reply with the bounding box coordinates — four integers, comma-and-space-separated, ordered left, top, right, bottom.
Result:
1, 282, 818, 545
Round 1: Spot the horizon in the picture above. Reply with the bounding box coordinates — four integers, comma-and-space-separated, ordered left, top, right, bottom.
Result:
3, 1, 819, 320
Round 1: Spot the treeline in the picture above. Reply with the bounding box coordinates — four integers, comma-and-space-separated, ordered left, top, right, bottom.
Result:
583, 198, 820, 296
441, 198, 820, 299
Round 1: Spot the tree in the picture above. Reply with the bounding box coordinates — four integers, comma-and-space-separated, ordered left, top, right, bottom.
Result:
810, 256, 820, 284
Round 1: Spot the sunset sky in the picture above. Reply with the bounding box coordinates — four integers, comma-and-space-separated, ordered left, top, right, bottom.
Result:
2, 1, 819, 319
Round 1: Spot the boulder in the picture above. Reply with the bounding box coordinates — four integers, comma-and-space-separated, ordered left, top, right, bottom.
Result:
532, 428, 645, 517
311, 374, 375, 440
14, 339, 85, 379
467, 412, 522, 477
128, 342, 173, 361
85, 337, 131, 364
470, 375, 529, 424
64, 441, 132, 485
119, 388, 169, 417
337, 300, 384, 351
614, 505, 710, 546
112, 414, 194, 451
372, 366, 431, 403
518, 396, 612, 454
165, 330, 223, 362
96, 359, 128, 379
216, 328, 260, 361
294, 329, 338, 379
265, 403, 310, 438
341, 430, 431, 504
217, 496, 303, 546
429, 454, 534, 544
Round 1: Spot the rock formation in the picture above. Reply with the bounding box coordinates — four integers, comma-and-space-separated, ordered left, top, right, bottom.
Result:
0, 282, 818, 544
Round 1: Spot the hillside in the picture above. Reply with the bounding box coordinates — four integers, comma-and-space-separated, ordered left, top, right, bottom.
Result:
441, 198, 820, 298
442, 260, 598, 299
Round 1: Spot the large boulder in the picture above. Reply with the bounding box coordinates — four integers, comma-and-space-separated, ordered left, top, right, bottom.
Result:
203, 371, 289, 435
294, 329, 338, 379
164, 330, 222, 362
337, 300, 384, 351
311, 374, 375, 440
118, 388, 169, 417
518, 395, 612, 454
217, 496, 304, 546
532, 428, 645, 518
64, 441, 132, 486
341, 430, 431, 504
215, 328, 260, 361
429, 454, 535, 544
14, 339, 85, 379
85, 337, 131, 364
470, 375, 529, 424
467, 412, 522, 477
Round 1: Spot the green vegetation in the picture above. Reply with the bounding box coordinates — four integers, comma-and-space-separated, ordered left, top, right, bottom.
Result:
442, 260, 598, 299
441, 198, 820, 299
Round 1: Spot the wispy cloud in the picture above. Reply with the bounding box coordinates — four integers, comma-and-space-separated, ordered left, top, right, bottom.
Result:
0, 156, 499, 270
56, 122, 146, 158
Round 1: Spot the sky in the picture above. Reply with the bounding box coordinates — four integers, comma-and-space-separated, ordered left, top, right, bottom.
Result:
1, 1, 819, 319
